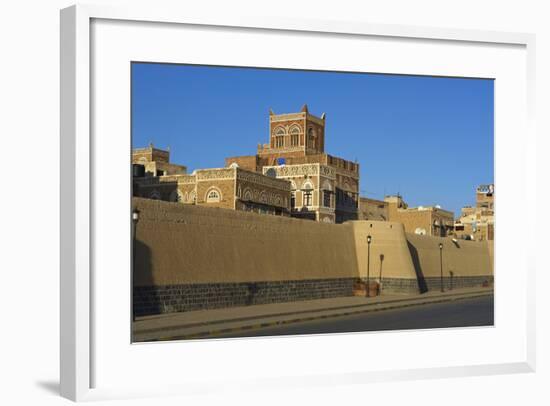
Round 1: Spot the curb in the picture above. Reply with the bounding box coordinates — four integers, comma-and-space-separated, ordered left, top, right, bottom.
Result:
134, 288, 493, 334
137, 290, 493, 342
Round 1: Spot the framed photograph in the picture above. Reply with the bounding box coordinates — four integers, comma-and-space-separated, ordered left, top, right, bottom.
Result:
60, 4, 536, 402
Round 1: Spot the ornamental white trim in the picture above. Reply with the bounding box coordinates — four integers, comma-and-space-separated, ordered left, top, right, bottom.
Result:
205, 187, 222, 203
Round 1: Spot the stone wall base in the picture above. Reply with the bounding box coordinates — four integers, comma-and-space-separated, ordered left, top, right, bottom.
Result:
420, 275, 494, 292
134, 278, 356, 316
134, 275, 494, 316
364, 275, 494, 295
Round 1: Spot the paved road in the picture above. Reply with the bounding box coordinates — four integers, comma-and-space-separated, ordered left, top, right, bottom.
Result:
215, 295, 494, 338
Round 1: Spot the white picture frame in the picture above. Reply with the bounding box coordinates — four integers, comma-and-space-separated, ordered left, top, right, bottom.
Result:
60, 4, 536, 402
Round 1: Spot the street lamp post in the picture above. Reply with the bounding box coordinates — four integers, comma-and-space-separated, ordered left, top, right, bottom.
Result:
366, 235, 372, 297
378, 254, 384, 296
439, 242, 444, 292
132, 208, 140, 322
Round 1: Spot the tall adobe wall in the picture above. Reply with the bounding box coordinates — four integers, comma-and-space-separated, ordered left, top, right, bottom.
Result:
349, 221, 420, 293
405, 233, 493, 291
133, 198, 359, 315
132, 198, 493, 315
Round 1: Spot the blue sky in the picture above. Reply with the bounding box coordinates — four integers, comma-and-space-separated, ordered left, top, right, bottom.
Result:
132, 63, 494, 217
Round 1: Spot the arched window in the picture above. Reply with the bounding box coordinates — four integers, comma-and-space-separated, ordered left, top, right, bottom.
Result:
307, 127, 315, 148
322, 181, 332, 208
205, 188, 221, 203
259, 191, 268, 204
302, 181, 314, 207
243, 188, 252, 201
290, 125, 300, 146
274, 126, 286, 148
302, 180, 314, 190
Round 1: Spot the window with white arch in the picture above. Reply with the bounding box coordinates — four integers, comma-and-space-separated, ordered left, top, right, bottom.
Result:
274, 126, 286, 148
307, 127, 316, 149
259, 191, 268, 204
302, 180, 314, 191
322, 180, 332, 207
205, 188, 222, 203
289, 125, 300, 146
302, 181, 314, 207
243, 188, 252, 201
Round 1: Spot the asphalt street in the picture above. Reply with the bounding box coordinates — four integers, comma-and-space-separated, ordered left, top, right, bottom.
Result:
215, 295, 494, 338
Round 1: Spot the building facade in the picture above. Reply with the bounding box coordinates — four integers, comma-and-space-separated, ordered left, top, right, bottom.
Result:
385, 195, 455, 237
454, 184, 494, 241
262, 163, 337, 222
225, 105, 360, 223
133, 148, 291, 216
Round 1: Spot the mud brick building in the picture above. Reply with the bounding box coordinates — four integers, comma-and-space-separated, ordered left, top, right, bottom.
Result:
384, 194, 455, 237
225, 105, 360, 223
133, 149, 291, 216
454, 184, 495, 241
132, 144, 187, 177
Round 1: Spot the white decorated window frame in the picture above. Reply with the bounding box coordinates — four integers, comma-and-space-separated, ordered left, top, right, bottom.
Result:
60, 4, 536, 402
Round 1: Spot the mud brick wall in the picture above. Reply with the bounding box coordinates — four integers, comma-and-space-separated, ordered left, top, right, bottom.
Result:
132, 198, 493, 315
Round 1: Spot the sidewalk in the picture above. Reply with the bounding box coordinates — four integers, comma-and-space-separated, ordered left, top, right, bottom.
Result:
133, 287, 493, 342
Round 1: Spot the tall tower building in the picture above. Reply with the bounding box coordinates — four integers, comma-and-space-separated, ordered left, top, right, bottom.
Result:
225, 105, 359, 223
257, 104, 326, 164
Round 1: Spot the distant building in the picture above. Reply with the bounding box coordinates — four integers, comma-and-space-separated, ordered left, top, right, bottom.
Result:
384, 195, 455, 237
225, 105, 359, 223
132, 147, 291, 217
132, 144, 187, 177
454, 184, 494, 241
358, 197, 389, 221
